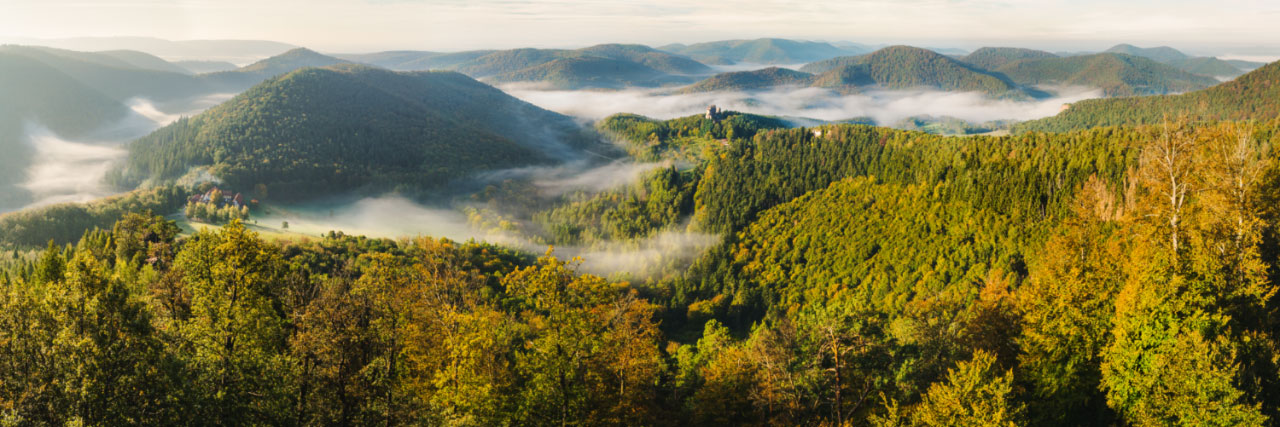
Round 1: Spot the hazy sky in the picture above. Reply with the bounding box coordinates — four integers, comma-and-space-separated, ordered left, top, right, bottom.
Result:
3, 0, 1279, 56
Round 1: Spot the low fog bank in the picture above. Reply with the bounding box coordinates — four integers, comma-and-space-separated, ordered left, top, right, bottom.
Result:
9, 94, 233, 212
477, 159, 670, 196
255, 195, 717, 279
503, 85, 1103, 126
18, 125, 127, 208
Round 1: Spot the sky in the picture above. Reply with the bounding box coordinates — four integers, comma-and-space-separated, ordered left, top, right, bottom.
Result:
2, 0, 1279, 57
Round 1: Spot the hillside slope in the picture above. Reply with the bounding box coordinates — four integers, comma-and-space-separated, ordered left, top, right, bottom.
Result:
803, 46, 1024, 97
659, 38, 860, 65
115, 65, 591, 199
961, 47, 1058, 71
203, 47, 349, 88
678, 67, 813, 92
995, 53, 1217, 96
1015, 59, 1280, 132
1103, 43, 1248, 78
488, 56, 674, 89
0, 53, 131, 208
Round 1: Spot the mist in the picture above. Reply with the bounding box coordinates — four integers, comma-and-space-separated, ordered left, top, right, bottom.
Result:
502, 85, 1103, 126
11, 94, 233, 211
477, 159, 670, 196
250, 194, 716, 278
18, 124, 127, 208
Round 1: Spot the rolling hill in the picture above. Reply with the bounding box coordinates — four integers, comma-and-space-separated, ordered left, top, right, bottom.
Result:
677, 67, 813, 92
487, 56, 676, 89
337, 50, 496, 71
341, 45, 710, 88
658, 38, 862, 65
203, 47, 350, 88
1103, 43, 1251, 78
0, 53, 132, 208
961, 47, 1059, 71
113, 65, 592, 199
1103, 44, 1188, 63
994, 53, 1217, 96
575, 44, 711, 75
0, 45, 216, 101
12, 36, 299, 63
1014, 59, 1280, 132
173, 60, 239, 74
802, 46, 1025, 97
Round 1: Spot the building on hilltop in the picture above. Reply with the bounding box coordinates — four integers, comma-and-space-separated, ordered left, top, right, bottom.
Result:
706, 105, 720, 121
188, 187, 248, 209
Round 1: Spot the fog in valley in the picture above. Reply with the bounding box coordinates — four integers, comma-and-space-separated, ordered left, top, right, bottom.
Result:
504, 85, 1104, 125
11, 94, 234, 211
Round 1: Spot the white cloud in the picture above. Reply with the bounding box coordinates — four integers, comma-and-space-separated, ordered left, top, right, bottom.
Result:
503, 85, 1103, 125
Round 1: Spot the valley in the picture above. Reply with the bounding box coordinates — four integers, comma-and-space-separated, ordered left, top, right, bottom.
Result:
3, 8, 1280, 424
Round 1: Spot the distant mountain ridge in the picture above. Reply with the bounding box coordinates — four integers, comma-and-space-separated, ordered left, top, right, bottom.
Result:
113, 65, 593, 199
1103, 43, 1260, 78
658, 38, 865, 65
960, 47, 1059, 71
993, 52, 1218, 96
1014, 59, 1280, 132
341, 44, 710, 89
678, 45, 1024, 97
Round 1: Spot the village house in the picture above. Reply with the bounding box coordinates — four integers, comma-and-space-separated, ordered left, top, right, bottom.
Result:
188, 187, 247, 209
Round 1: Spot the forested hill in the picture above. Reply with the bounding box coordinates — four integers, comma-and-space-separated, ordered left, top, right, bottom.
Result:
1015, 59, 1280, 132
1103, 44, 1189, 63
802, 45, 1025, 97
487, 56, 673, 90
995, 53, 1218, 97
202, 47, 350, 88
343, 44, 710, 89
113, 65, 591, 200
0, 45, 216, 101
0, 53, 132, 209
960, 47, 1058, 71
1102, 43, 1255, 78
678, 67, 814, 93
658, 38, 862, 65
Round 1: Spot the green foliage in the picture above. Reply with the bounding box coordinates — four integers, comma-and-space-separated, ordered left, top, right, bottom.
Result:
597, 111, 789, 161
995, 53, 1217, 97
489, 56, 669, 89
693, 124, 1139, 235
659, 38, 859, 65
115, 66, 587, 198
534, 166, 700, 245
960, 47, 1058, 71
1015, 61, 1280, 132
0, 186, 188, 249
802, 46, 1025, 98
909, 351, 1024, 427
679, 67, 814, 93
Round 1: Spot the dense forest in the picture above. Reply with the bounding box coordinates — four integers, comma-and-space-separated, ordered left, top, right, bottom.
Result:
658, 38, 865, 65
1016, 60, 1280, 132
112, 65, 595, 199
800, 46, 1026, 98
6, 37, 1280, 426
6, 114, 1280, 425
993, 53, 1217, 97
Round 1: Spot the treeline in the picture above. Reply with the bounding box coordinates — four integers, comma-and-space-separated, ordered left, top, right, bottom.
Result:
0, 186, 187, 249
0, 214, 675, 425
692, 123, 1142, 234
597, 111, 789, 161
1015, 60, 1280, 133
112, 67, 588, 200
